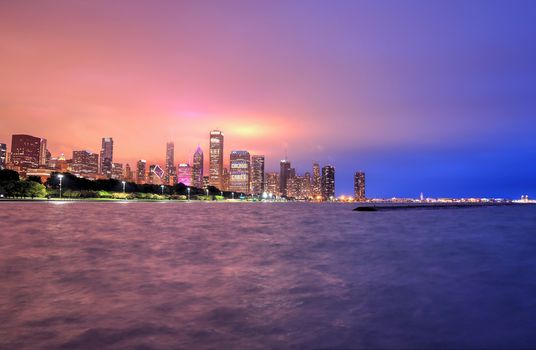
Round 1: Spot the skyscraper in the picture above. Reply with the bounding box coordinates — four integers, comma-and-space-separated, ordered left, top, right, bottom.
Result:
229, 150, 251, 194
312, 162, 321, 198
39, 138, 48, 167
165, 142, 176, 185
266, 172, 280, 196
10, 134, 42, 171
209, 130, 224, 189
192, 145, 204, 188
100, 137, 113, 178
136, 160, 147, 184
124, 163, 133, 182
321, 165, 335, 201
177, 163, 192, 186
279, 159, 291, 197
251, 155, 265, 195
354, 171, 366, 201
222, 167, 230, 191
0, 143, 6, 170
72, 150, 99, 178
149, 164, 164, 185
112, 163, 123, 180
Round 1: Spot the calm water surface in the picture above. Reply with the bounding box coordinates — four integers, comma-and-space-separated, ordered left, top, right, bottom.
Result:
1, 202, 536, 349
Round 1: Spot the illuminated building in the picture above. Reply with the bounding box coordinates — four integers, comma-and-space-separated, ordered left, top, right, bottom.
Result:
354, 171, 366, 201
303, 172, 312, 199
136, 160, 147, 184
124, 163, 133, 182
202, 176, 209, 189
0, 143, 6, 169
177, 163, 192, 186
321, 165, 335, 201
209, 130, 224, 189
72, 150, 99, 178
222, 167, 230, 191
192, 145, 204, 188
279, 159, 291, 197
165, 142, 176, 185
149, 164, 164, 185
312, 162, 321, 198
39, 138, 48, 167
266, 172, 280, 196
99, 137, 113, 178
112, 163, 123, 180
251, 155, 265, 195
230, 150, 250, 194
10, 134, 43, 171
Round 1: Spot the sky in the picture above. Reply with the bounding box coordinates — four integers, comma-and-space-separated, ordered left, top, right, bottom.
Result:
1, 0, 535, 198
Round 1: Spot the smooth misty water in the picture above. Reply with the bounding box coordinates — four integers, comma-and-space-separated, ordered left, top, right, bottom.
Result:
1, 202, 536, 349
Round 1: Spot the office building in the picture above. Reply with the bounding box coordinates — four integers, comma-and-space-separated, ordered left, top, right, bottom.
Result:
10, 134, 42, 171
112, 163, 123, 180
222, 167, 230, 191
251, 155, 265, 195
312, 162, 321, 198
321, 165, 335, 201
0, 143, 6, 169
177, 163, 192, 186
209, 130, 224, 189
39, 138, 48, 167
266, 172, 280, 196
149, 164, 164, 185
165, 142, 176, 185
100, 137, 113, 178
72, 150, 99, 177
354, 171, 366, 201
229, 150, 250, 194
136, 160, 147, 184
124, 163, 133, 182
192, 145, 204, 188
279, 159, 291, 197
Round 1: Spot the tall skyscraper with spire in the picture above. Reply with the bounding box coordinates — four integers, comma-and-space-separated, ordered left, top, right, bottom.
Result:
209, 130, 224, 189
192, 145, 204, 188
100, 137, 113, 178
165, 142, 176, 185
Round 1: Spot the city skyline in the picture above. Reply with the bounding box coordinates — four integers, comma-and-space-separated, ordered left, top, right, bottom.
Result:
1, 1, 535, 198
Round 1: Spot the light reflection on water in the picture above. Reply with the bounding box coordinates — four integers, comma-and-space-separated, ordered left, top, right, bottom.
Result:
1, 202, 536, 349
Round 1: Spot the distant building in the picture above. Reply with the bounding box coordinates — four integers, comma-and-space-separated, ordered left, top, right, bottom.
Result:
100, 137, 113, 178
229, 150, 251, 194
39, 138, 48, 167
303, 172, 312, 199
165, 142, 176, 185
192, 145, 204, 188
321, 165, 335, 200
177, 163, 192, 186
222, 167, 230, 191
0, 143, 6, 169
112, 163, 123, 180
251, 155, 265, 195
10, 134, 43, 171
124, 163, 133, 182
266, 172, 280, 196
209, 130, 224, 189
72, 150, 99, 178
136, 160, 147, 184
279, 159, 291, 197
354, 171, 366, 201
312, 162, 321, 199
149, 164, 164, 185
202, 176, 210, 189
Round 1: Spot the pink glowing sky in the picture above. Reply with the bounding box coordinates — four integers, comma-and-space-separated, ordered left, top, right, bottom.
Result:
2, 1, 535, 197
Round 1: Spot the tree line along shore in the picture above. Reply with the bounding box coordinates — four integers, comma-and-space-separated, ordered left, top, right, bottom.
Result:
0, 170, 244, 201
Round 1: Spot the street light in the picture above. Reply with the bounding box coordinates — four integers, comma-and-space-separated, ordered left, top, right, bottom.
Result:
187, 187, 191, 201
161, 185, 165, 195
206, 188, 209, 197
57, 174, 64, 199
122, 181, 126, 193
221, 191, 223, 198
232, 192, 234, 200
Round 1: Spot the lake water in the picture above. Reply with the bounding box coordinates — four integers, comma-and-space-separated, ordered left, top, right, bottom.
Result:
1, 202, 536, 349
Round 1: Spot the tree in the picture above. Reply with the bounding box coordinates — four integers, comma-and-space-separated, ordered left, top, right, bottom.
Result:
25, 181, 47, 199
0, 169, 19, 182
